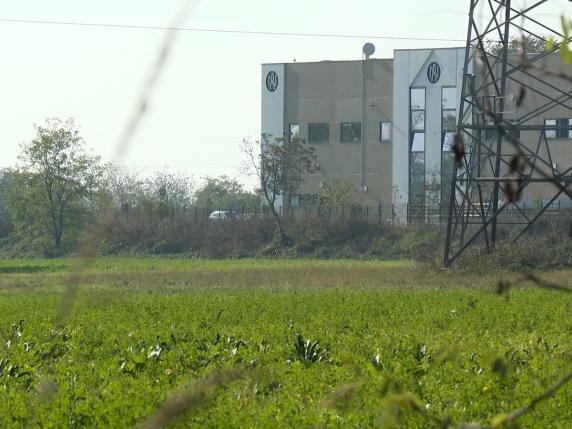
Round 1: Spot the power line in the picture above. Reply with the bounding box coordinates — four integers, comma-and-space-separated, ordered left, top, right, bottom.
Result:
0, 17, 465, 43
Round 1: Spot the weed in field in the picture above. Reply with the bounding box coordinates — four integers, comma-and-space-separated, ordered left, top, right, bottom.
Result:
293, 333, 329, 364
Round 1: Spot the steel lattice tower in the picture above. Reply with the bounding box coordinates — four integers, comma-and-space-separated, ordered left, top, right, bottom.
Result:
444, 0, 572, 266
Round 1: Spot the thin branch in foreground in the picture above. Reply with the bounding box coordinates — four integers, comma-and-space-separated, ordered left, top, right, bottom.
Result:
138, 369, 246, 429
114, 1, 197, 161
457, 370, 572, 429
497, 273, 572, 295
54, 1, 197, 326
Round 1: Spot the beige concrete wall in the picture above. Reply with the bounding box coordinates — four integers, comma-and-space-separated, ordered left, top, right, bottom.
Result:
283, 59, 394, 209
474, 52, 572, 206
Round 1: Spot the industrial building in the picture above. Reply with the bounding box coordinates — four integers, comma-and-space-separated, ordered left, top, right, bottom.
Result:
261, 46, 571, 223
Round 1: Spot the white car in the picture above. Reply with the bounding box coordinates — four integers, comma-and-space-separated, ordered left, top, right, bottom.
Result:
208, 210, 231, 221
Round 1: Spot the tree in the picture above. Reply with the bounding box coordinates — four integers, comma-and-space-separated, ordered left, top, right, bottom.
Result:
0, 169, 15, 237
241, 133, 316, 244
318, 178, 359, 220
193, 176, 259, 213
8, 118, 102, 249
147, 168, 193, 219
101, 164, 146, 211
484, 34, 556, 56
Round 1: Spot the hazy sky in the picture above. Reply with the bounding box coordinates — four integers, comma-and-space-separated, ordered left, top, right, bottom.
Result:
0, 0, 569, 188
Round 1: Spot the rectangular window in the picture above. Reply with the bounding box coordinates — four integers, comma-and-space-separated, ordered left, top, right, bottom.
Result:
409, 152, 426, 212
484, 116, 497, 140
545, 119, 556, 139
380, 121, 391, 141
442, 110, 456, 132
508, 121, 520, 140
410, 132, 425, 152
411, 111, 425, 131
442, 87, 457, 134
308, 123, 329, 143
411, 88, 426, 110
543, 118, 571, 139
558, 118, 571, 139
441, 151, 455, 218
484, 130, 497, 140
409, 87, 426, 221
442, 132, 455, 152
340, 122, 361, 143
310, 194, 318, 208
442, 87, 457, 110
290, 194, 300, 208
289, 124, 299, 142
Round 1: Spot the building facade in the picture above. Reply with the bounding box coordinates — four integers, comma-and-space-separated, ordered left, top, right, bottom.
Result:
261, 47, 571, 222
261, 59, 394, 213
392, 48, 467, 224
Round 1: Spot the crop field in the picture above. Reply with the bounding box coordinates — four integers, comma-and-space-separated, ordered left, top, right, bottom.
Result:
0, 258, 571, 428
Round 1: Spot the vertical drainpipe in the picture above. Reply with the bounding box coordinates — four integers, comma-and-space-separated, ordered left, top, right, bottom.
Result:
361, 55, 367, 192
361, 43, 375, 193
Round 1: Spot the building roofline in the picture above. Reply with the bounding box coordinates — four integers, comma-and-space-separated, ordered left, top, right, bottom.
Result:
393, 46, 466, 52
262, 58, 394, 66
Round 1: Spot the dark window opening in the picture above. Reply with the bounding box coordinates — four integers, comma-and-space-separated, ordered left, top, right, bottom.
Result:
341, 122, 361, 143
308, 123, 329, 143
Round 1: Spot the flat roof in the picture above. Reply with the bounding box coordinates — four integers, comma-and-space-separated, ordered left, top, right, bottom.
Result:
262, 58, 393, 66
393, 46, 466, 52
262, 46, 470, 66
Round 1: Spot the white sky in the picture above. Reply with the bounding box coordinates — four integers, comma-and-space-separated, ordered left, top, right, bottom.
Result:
0, 0, 569, 189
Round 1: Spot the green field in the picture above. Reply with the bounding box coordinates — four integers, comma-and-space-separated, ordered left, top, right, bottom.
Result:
1, 259, 571, 428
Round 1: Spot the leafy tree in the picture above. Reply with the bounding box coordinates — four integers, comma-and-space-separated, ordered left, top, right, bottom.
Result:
193, 176, 259, 213
0, 169, 15, 237
484, 34, 551, 56
6, 118, 101, 249
148, 168, 193, 219
101, 164, 146, 211
241, 133, 316, 244
318, 178, 359, 219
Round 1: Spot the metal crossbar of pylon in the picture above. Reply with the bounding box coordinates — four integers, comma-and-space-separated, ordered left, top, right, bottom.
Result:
444, 0, 572, 267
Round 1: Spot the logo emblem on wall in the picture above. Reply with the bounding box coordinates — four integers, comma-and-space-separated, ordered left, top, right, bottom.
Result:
427, 62, 441, 84
266, 71, 279, 92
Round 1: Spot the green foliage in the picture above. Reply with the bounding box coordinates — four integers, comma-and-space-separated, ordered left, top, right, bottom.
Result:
318, 178, 359, 214
4, 118, 101, 251
148, 168, 193, 215
0, 259, 570, 427
0, 169, 14, 238
546, 15, 572, 63
192, 176, 259, 212
485, 35, 549, 56
241, 134, 316, 242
